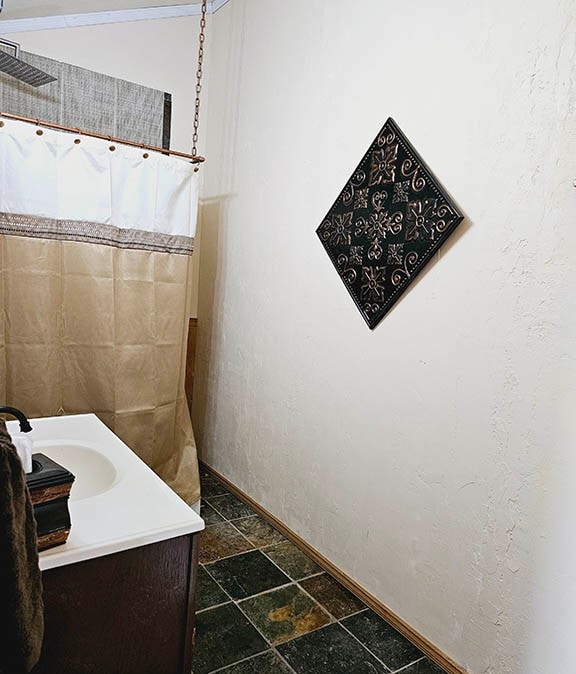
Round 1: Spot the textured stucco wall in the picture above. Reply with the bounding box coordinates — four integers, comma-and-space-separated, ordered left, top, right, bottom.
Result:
198, 0, 574, 671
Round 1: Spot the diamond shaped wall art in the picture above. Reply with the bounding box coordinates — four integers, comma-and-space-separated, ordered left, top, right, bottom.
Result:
316, 118, 464, 329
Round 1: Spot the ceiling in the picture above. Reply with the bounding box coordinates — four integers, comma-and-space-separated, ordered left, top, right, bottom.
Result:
0, 1, 203, 21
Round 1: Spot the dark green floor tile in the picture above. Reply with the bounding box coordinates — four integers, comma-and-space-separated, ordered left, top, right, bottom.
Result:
342, 610, 424, 671
201, 473, 230, 498
196, 566, 230, 611
299, 573, 366, 619
233, 515, 286, 548
199, 522, 254, 564
218, 650, 292, 673
277, 623, 387, 673
206, 493, 255, 520
239, 584, 331, 645
192, 603, 268, 674
264, 541, 322, 580
201, 501, 225, 526
206, 550, 291, 600
402, 657, 446, 673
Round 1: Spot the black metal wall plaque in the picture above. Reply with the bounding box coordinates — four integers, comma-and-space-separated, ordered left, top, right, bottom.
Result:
317, 118, 463, 329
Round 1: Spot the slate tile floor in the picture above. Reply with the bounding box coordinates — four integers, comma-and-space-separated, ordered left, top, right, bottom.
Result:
193, 468, 446, 674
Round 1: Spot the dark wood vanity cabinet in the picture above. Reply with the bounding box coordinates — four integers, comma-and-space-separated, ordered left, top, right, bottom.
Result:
32, 533, 199, 674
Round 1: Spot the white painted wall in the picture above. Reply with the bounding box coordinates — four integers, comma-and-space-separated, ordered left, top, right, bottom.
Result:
6, 16, 207, 313
194, 1, 576, 672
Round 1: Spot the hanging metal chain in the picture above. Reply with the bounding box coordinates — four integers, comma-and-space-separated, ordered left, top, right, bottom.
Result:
192, 0, 207, 171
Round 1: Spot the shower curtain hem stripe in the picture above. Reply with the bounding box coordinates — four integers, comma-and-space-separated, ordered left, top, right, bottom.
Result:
0, 212, 194, 255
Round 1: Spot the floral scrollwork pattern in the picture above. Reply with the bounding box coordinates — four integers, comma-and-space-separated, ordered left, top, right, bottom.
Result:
406, 199, 438, 241
316, 117, 463, 329
391, 251, 419, 286
342, 170, 367, 207
361, 266, 387, 301
319, 211, 354, 246
337, 254, 357, 284
401, 157, 426, 192
369, 143, 398, 186
387, 243, 404, 265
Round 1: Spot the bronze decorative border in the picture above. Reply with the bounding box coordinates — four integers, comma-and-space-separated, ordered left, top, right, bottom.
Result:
317, 118, 464, 329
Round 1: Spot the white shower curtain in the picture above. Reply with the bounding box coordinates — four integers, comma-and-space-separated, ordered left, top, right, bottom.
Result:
0, 117, 201, 503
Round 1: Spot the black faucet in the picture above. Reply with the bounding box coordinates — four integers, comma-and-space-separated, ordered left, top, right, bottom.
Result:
0, 407, 32, 433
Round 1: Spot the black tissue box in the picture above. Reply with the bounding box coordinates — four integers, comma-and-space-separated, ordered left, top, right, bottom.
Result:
26, 453, 75, 551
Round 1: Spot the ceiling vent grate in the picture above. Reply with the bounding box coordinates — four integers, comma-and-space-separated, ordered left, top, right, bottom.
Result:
0, 38, 57, 87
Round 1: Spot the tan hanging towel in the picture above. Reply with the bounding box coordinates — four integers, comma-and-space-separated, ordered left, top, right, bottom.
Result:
0, 419, 44, 674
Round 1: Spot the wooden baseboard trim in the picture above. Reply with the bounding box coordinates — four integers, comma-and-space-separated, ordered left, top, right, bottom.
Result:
200, 461, 467, 674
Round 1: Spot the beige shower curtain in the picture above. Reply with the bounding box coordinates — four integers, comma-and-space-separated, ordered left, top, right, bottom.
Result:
0, 118, 200, 504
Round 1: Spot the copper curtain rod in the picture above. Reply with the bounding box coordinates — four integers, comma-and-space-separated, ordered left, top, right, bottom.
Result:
0, 111, 206, 164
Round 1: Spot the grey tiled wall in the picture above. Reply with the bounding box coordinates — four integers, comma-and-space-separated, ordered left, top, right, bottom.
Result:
0, 51, 171, 148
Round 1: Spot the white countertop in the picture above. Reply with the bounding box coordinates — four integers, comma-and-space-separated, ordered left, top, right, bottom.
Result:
7, 414, 204, 571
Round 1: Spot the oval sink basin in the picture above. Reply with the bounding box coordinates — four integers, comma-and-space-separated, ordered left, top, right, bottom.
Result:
36, 444, 118, 501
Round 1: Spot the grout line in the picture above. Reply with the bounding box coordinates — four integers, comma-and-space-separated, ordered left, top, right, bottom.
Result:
201, 477, 367, 671
200, 545, 255, 565
338, 620, 394, 673
202, 557, 338, 645
230, 593, 288, 665
201, 496, 228, 510
230, 514, 260, 523
201, 464, 456, 674
202, 495, 233, 516
259, 545, 323, 584
294, 582, 337, 624
272, 645, 298, 673
201, 472, 436, 673
230, 513, 288, 541
339, 620, 426, 674
199, 518, 257, 564
294, 570, 326, 582
196, 566, 233, 613
295, 581, 369, 624
195, 583, 291, 674
206, 647, 271, 673
217, 578, 297, 604
226, 517, 265, 547
274, 622, 337, 653
200, 562, 424, 673
203, 495, 258, 525
202, 477, 366, 641
198, 502, 390, 672
232, 569, 337, 649
391, 656, 427, 673
203, 548, 261, 570
196, 573, 296, 673
258, 538, 292, 550
228, 507, 290, 540
338, 606, 371, 620
228, 514, 258, 522
230, 578, 335, 653
195, 598, 234, 615
203, 538, 337, 618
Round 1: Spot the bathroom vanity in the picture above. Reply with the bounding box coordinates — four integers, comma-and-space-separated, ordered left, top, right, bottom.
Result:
7, 414, 204, 674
